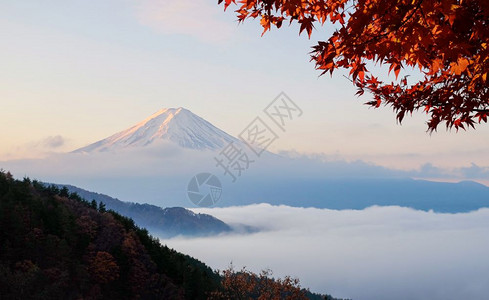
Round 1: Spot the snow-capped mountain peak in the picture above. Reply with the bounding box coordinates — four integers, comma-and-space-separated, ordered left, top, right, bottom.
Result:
74, 107, 239, 152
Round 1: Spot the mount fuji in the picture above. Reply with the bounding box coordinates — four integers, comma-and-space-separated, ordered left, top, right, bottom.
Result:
74, 107, 240, 153
5, 107, 489, 212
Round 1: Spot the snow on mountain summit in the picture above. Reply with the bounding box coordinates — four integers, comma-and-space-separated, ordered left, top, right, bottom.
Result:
74, 107, 240, 152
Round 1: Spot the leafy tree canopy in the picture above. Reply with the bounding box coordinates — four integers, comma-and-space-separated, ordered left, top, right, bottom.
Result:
219, 0, 489, 131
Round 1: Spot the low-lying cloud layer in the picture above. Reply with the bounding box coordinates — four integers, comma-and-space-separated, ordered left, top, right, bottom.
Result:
165, 204, 489, 300
2, 147, 489, 209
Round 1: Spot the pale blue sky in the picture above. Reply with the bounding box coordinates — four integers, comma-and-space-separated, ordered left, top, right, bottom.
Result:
1, 0, 488, 181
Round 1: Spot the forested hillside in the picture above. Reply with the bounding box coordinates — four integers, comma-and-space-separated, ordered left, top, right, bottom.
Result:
51, 184, 232, 238
0, 171, 340, 300
0, 171, 219, 299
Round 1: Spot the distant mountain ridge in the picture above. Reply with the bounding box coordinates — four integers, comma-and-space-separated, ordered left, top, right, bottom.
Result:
74, 107, 240, 152
223, 177, 489, 213
50, 183, 232, 238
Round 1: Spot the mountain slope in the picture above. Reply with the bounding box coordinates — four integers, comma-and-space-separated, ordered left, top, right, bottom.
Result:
0, 172, 340, 300
74, 107, 240, 152
52, 184, 232, 237
0, 172, 220, 299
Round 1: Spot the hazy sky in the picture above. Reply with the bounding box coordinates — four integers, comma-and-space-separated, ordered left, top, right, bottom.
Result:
1, 0, 489, 177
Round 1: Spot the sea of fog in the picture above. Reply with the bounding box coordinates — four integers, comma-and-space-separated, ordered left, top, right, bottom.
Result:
163, 204, 489, 300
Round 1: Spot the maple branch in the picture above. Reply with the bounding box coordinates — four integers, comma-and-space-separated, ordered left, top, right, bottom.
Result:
220, 0, 489, 131
342, 75, 353, 83
359, 0, 424, 46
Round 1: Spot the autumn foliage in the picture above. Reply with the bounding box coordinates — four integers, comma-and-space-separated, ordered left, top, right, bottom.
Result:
219, 0, 489, 131
209, 266, 309, 300
88, 251, 120, 284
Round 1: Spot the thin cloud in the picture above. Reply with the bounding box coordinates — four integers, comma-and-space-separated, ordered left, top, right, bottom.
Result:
41, 135, 66, 149
135, 0, 234, 43
280, 151, 489, 182
459, 163, 489, 179
0, 135, 69, 160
